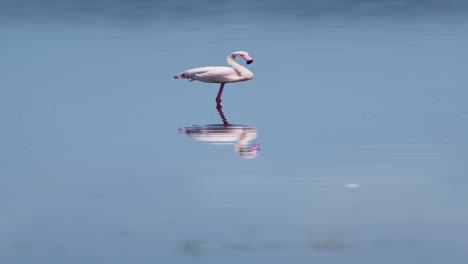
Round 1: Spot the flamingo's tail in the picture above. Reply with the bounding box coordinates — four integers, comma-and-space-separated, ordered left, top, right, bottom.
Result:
173, 72, 186, 79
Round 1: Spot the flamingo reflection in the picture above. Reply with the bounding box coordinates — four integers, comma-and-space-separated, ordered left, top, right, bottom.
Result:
179, 102, 260, 158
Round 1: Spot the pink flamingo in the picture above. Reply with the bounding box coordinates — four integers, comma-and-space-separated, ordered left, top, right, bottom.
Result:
173, 51, 254, 103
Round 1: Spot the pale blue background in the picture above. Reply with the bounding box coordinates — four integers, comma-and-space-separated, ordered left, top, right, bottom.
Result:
1, 1, 468, 263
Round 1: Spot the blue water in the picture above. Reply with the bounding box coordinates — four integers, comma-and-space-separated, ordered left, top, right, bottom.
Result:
2, 1, 468, 263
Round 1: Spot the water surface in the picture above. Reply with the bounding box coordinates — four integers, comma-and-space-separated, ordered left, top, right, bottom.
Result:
1, 1, 468, 263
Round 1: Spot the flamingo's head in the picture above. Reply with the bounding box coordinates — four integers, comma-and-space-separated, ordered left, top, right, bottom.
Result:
233, 51, 254, 65
238, 143, 260, 159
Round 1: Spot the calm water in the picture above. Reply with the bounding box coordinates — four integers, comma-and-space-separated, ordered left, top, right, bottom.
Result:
2, 1, 468, 263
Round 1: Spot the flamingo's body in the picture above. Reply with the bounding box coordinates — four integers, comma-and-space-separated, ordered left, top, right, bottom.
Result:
181, 124, 259, 159
173, 51, 254, 103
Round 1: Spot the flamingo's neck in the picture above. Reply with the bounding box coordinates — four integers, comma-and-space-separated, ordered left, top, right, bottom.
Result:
227, 54, 251, 77
235, 129, 259, 158
235, 129, 257, 149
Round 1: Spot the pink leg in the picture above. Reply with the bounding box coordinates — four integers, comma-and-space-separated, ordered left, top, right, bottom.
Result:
215, 83, 225, 103
216, 101, 229, 126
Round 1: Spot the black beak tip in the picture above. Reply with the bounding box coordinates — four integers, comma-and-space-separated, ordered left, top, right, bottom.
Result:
247, 60, 254, 65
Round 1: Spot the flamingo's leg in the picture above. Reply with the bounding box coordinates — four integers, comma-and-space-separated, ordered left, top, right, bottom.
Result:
215, 83, 225, 104
216, 101, 229, 126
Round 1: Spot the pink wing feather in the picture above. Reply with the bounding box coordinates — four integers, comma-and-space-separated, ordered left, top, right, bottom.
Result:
176, 66, 241, 83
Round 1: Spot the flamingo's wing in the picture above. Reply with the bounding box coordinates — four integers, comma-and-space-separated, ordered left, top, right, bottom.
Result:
185, 67, 239, 83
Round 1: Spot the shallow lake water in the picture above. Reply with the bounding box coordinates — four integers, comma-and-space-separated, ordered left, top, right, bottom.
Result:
1, 1, 468, 263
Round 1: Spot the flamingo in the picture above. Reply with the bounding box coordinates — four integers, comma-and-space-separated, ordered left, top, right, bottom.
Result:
179, 100, 260, 158
173, 51, 254, 103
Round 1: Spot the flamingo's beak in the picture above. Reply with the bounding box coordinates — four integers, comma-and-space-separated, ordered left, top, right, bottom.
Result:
242, 55, 254, 65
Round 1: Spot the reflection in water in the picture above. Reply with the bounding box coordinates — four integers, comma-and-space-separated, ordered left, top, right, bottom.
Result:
179, 103, 260, 158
